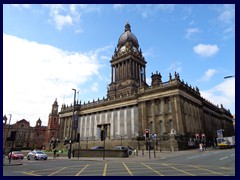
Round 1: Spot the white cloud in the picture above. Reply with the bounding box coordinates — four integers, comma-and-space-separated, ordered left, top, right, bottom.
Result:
43, 4, 100, 31
3, 33, 104, 126
201, 78, 235, 114
45, 4, 73, 30
193, 44, 219, 57
185, 28, 199, 40
218, 4, 235, 24
199, 69, 218, 82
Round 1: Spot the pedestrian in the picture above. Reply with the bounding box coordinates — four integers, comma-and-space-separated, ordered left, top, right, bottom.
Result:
203, 143, 206, 151
199, 143, 203, 152
72, 149, 75, 158
53, 149, 57, 158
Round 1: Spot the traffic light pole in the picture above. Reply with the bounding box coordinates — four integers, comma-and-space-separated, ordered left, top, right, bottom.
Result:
148, 138, 151, 159
103, 136, 105, 160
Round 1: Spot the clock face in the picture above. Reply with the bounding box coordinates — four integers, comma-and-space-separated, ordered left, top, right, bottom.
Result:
53, 106, 57, 112
133, 46, 138, 52
120, 46, 125, 52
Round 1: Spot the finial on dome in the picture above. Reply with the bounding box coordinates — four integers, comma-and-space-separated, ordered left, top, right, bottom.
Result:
125, 21, 131, 32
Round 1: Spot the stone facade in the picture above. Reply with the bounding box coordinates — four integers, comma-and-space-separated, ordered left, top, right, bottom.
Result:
59, 23, 234, 151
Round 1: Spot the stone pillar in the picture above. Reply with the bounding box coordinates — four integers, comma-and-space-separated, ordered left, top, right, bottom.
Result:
107, 124, 110, 139
124, 108, 127, 136
151, 100, 156, 133
139, 101, 147, 134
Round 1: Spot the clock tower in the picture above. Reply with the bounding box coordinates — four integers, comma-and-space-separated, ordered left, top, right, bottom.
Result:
107, 22, 147, 100
47, 98, 59, 143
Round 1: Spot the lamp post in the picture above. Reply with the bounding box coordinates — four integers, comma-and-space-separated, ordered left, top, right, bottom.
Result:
4, 114, 12, 156
69, 88, 76, 159
120, 135, 123, 146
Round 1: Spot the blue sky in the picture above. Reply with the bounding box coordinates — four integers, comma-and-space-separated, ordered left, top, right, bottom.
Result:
3, 4, 235, 126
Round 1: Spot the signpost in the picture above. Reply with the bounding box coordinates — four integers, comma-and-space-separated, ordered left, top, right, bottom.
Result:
217, 129, 223, 138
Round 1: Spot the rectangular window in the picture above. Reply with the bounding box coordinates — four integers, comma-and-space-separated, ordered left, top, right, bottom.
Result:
169, 120, 173, 130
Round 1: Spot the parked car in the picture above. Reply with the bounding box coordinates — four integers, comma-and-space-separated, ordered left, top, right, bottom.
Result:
27, 150, 47, 160
113, 146, 132, 155
8, 151, 24, 160
91, 146, 104, 150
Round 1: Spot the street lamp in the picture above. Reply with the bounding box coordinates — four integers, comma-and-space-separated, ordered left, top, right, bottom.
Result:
120, 135, 123, 146
69, 88, 76, 159
4, 114, 12, 156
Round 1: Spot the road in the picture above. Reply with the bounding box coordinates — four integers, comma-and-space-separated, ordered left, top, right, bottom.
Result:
3, 148, 235, 176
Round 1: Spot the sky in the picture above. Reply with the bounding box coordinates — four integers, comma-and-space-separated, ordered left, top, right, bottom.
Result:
3, 4, 235, 126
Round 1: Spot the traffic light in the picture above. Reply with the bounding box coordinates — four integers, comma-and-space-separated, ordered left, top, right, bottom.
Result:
201, 133, 205, 140
100, 130, 105, 141
195, 133, 199, 140
145, 129, 150, 138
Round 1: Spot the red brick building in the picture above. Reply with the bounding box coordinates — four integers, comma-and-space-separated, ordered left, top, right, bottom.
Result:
3, 99, 59, 152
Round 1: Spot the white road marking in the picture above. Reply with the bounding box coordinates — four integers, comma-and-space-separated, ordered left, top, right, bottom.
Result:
187, 155, 199, 159
219, 156, 228, 160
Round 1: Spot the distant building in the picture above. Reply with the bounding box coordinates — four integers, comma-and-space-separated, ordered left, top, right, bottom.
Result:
59, 23, 234, 151
3, 99, 59, 151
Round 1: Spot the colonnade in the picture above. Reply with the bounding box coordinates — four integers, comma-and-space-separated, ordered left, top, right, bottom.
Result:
111, 59, 146, 83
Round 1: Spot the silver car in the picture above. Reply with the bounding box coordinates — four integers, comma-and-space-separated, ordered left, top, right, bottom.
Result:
27, 150, 47, 160
113, 146, 132, 155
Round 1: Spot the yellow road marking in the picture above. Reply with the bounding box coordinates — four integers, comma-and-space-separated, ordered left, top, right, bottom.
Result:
162, 163, 195, 176
122, 162, 133, 176
22, 172, 40, 176
189, 165, 229, 176
75, 164, 89, 176
103, 162, 107, 176
48, 167, 67, 176
141, 163, 164, 176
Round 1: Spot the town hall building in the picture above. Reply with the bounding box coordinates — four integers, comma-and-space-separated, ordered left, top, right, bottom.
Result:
58, 23, 234, 151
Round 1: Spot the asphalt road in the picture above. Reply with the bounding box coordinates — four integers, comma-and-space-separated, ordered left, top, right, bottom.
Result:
3, 148, 235, 176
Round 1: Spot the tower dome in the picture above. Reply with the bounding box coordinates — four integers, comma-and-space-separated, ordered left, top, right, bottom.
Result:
118, 22, 139, 48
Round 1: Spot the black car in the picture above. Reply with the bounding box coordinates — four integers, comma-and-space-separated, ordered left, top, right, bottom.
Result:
91, 146, 104, 150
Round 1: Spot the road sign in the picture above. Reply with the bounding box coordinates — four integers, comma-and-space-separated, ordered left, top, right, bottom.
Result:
217, 129, 223, 138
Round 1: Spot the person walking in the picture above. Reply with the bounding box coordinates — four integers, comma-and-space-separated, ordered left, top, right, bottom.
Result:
199, 143, 203, 152
53, 149, 57, 158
